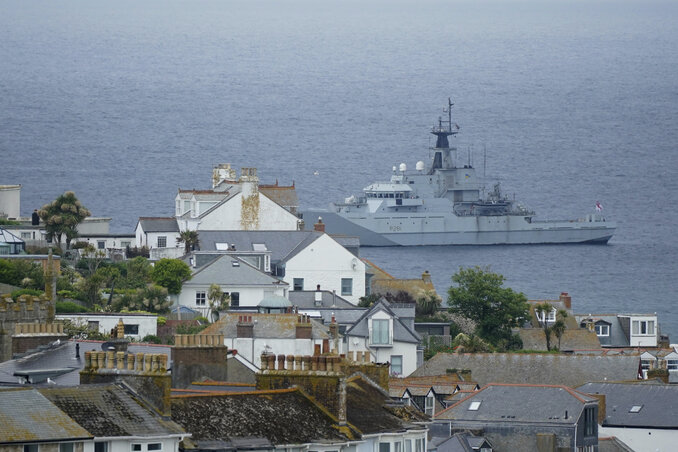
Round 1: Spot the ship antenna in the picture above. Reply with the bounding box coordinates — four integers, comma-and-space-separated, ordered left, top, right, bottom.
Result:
432, 98, 458, 149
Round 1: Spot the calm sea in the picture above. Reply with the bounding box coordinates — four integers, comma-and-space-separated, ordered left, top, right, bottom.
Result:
2, 0, 677, 336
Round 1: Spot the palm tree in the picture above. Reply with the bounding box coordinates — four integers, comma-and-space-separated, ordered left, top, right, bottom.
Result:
208, 283, 230, 322
177, 230, 199, 254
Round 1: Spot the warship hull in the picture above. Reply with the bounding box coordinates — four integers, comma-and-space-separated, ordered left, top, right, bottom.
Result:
305, 100, 616, 247
304, 209, 615, 246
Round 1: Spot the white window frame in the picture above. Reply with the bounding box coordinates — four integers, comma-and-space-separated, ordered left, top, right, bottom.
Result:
667, 359, 678, 371
293, 278, 304, 291
196, 291, 206, 306
425, 394, 435, 416
157, 236, 167, 248
595, 324, 610, 336
632, 320, 655, 336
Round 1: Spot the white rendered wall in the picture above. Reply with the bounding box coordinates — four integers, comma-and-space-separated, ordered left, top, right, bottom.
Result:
599, 426, 677, 452
0, 185, 21, 218
284, 234, 366, 305
178, 284, 285, 314
56, 313, 157, 340
225, 337, 329, 368
196, 193, 299, 231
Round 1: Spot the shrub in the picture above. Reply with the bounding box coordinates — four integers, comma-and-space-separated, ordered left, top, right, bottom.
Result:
142, 334, 162, 344
10, 288, 43, 300
56, 301, 89, 313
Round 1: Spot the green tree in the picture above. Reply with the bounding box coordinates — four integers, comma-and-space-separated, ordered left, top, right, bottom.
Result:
0, 258, 45, 289
207, 283, 230, 322
177, 230, 200, 254
150, 258, 192, 294
447, 266, 529, 349
122, 256, 152, 289
38, 191, 91, 249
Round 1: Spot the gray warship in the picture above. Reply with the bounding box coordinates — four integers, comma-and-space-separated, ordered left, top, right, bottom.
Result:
305, 100, 616, 246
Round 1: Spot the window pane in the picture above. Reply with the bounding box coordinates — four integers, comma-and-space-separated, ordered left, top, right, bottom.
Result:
24, 445, 39, 452
632, 321, 639, 335
148, 444, 162, 451
373, 319, 389, 344
123, 324, 139, 335
60, 444, 74, 452
230, 292, 240, 307
341, 278, 353, 296
95, 443, 108, 452
391, 356, 403, 375
648, 321, 655, 335
132, 445, 142, 452
379, 443, 390, 452
157, 236, 167, 248
293, 278, 304, 291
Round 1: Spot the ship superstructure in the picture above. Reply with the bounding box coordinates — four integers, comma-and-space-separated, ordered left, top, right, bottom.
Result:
306, 100, 615, 246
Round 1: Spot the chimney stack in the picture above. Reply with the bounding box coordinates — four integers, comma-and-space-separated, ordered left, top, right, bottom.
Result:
237, 315, 254, 338
171, 334, 227, 389
559, 292, 572, 309
422, 270, 432, 284
314, 217, 325, 232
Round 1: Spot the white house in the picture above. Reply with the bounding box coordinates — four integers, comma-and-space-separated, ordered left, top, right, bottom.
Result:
55, 312, 157, 340
175, 165, 300, 232
201, 312, 336, 369
344, 300, 421, 377
198, 228, 366, 305
135, 217, 180, 250
177, 254, 288, 318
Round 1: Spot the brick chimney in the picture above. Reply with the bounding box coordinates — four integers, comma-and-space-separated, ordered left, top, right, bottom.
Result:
314, 217, 325, 232
237, 315, 254, 338
172, 334, 227, 389
296, 314, 312, 339
422, 270, 432, 284
315, 285, 323, 306
559, 292, 572, 309
80, 350, 171, 415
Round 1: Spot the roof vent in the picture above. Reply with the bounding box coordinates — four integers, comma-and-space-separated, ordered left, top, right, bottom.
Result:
232, 261, 240, 267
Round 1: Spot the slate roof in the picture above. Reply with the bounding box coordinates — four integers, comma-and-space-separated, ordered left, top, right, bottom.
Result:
186, 255, 285, 287
0, 388, 91, 443
0, 340, 172, 387
410, 352, 642, 387
197, 230, 325, 262
137, 217, 179, 233
577, 382, 678, 428
575, 314, 633, 347
436, 383, 597, 423
346, 376, 429, 433
288, 290, 355, 309
345, 300, 421, 344
519, 328, 602, 351
430, 433, 492, 452
40, 384, 185, 437
171, 388, 357, 445
201, 313, 330, 339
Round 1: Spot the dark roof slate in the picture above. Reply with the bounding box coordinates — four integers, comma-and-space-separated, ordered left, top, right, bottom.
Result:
345, 300, 421, 344
346, 376, 429, 434
410, 352, 641, 387
197, 231, 325, 262
39, 384, 185, 437
436, 383, 596, 423
0, 388, 91, 443
578, 382, 678, 428
137, 217, 179, 233
171, 389, 356, 445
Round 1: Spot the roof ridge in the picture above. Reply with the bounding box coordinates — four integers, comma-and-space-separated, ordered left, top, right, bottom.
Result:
171, 387, 298, 399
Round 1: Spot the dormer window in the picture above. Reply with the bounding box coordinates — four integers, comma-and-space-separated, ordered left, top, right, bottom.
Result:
535, 308, 556, 323
632, 320, 655, 336
371, 318, 391, 345
595, 324, 610, 336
